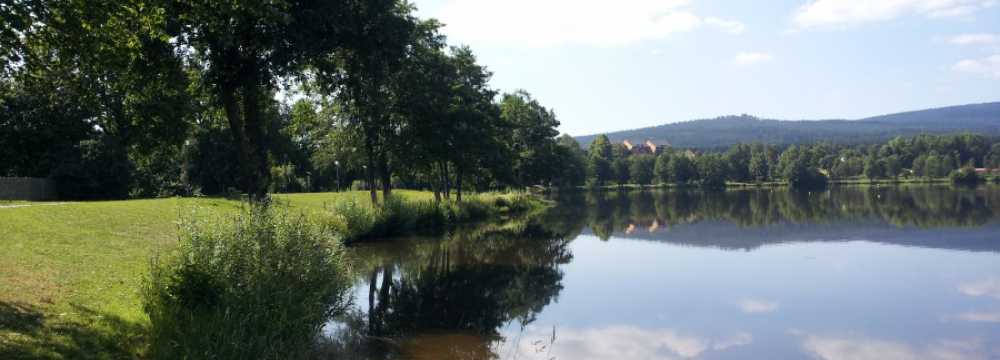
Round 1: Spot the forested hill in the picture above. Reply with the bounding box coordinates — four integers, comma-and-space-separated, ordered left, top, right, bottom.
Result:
575, 102, 1000, 149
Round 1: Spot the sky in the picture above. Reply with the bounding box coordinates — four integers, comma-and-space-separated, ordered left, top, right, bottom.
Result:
411, 0, 1000, 136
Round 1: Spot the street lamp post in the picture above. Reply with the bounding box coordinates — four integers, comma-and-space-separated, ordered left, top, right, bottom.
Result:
335, 160, 341, 192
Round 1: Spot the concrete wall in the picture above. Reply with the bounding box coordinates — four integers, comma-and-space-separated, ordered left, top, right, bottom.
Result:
0, 177, 57, 201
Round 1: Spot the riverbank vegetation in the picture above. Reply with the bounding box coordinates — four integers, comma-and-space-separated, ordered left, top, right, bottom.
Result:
555, 133, 1000, 189
0, 191, 542, 358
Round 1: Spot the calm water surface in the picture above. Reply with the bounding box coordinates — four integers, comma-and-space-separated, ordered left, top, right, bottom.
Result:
323, 186, 1000, 359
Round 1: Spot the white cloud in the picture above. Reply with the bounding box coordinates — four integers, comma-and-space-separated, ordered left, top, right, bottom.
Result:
736, 298, 779, 313
958, 277, 1000, 298
504, 326, 752, 359
792, 0, 996, 28
432, 0, 743, 47
712, 332, 753, 350
704, 17, 746, 34
733, 52, 774, 66
953, 55, 1000, 78
946, 33, 1000, 45
956, 311, 1000, 323
801, 335, 987, 360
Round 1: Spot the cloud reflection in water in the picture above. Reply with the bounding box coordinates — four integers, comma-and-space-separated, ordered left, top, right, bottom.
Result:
503, 325, 752, 360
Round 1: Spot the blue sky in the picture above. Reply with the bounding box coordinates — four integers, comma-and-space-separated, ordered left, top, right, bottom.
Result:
412, 0, 1000, 136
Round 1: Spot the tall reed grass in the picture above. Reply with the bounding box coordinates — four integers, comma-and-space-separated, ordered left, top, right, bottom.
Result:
322, 193, 544, 242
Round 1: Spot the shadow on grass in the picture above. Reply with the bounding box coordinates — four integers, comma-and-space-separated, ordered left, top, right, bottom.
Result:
0, 301, 146, 359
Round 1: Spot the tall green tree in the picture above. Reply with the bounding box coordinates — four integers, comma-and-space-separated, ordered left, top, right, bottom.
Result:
501, 90, 560, 187
2, 0, 191, 198
654, 153, 672, 184
319, 0, 416, 204
749, 147, 770, 182
166, 0, 413, 199
668, 154, 696, 184
628, 155, 656, 185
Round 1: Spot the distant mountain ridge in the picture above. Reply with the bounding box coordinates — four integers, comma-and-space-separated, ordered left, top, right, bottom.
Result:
574, 102, 1000, 149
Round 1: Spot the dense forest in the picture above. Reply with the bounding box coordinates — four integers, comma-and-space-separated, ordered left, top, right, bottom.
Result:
0, 0, 579, 201
575, 102, 1000, 149
561, 133, 1000, 188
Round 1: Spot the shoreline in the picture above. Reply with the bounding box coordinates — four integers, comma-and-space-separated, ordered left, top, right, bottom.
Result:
550, 177, 998, 192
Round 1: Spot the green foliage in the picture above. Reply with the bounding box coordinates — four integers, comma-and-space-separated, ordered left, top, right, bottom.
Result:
629, 155, 656, 185
588, 134, 614, 160
269, 163, 309, 194
724, 144, 752, 182
503, 90, 562, 186
143, 204, 351, 360
668, 154, 697, 184
654, 153, 672, 184
863, 156, 884, 179
950, 167, 983, 186
612, 157, 630, 185
551, 135, 588, 188
987, 144, 1000, 169
779, 146, 828, 188
748, 149, 770, 182
695, 153, 727, 189
587, 155, 613, 186
51, 137, 132, 200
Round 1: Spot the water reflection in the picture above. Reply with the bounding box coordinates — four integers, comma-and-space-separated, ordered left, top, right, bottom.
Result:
320, 219, 573, 359
548, 186, 1000, 252
504, 326, 753, 360
798, 334, 988, 360
322, 186, 1000, 359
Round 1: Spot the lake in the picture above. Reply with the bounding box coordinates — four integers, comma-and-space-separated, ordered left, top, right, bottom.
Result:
322, 185, 1000, 359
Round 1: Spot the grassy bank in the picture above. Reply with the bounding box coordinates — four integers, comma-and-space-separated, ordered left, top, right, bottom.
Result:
0, 191, 541, 359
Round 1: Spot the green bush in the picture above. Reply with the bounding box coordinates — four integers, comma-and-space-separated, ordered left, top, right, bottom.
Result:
950, 167, 983, 186
325, 198, 382, 240
144, 204, 351, 360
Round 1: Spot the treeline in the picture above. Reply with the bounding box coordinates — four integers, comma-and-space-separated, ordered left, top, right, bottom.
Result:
0, 1, 579, 201
557, 133, 1000, 188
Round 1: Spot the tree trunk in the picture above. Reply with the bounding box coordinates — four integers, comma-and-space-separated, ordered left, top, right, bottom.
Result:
219, 82, 255, 197
367, 268, 378, 335
456, 166, 463, 202
241, 64, 269, 201
364, 133, 379, 206
441, 161, 451, 200
379, 152, 391, 200
431, 170, 441, 203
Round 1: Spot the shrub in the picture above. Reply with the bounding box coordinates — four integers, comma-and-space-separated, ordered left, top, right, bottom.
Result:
325, 198, 382, 240
144, 204, 351, 360
950, 167, 983, 186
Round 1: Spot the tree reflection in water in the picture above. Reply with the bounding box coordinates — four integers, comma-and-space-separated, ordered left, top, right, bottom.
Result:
319, 218, 572, 359
318, 185, 1000, 359
556, 185, 1000, 241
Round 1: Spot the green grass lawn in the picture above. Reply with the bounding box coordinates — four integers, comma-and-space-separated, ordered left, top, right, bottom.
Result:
0, 191, 433, 359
